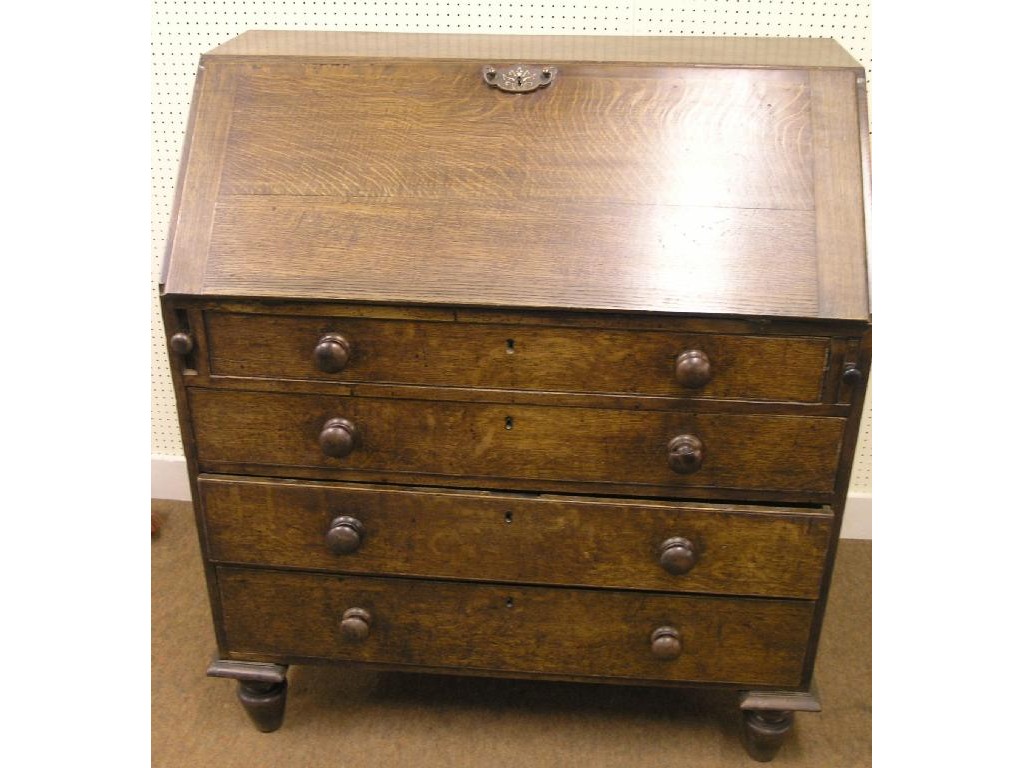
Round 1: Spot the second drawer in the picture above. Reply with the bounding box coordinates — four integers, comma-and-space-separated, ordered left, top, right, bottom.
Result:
200, 476, 832, 599
189, 389, 845, 497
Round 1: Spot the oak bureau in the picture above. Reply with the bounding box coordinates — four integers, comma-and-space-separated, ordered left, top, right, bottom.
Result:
160, 31, 871, 761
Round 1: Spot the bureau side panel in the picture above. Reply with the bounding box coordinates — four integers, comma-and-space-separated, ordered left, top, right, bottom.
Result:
801, 328, 871, 687
158, 299, 229, 654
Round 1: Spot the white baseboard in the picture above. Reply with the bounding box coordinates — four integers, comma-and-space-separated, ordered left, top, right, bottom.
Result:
150, 455, 872, 539
151, 455, 191, 501
839, 491, 872, 540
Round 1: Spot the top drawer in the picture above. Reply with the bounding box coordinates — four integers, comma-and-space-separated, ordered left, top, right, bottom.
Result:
203, 312, 829, 403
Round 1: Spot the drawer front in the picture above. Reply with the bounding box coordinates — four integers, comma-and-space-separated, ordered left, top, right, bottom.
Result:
201, 477, 832, 599
204, 312, 829, 403
189, 389, 844, 495
218, 568, 814, 687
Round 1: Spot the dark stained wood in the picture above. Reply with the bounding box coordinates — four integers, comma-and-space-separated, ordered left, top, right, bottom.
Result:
204, 311, 831, 403
856, 74, 873, 299
338, 607, 372, 642
188, 389, 845, 496
649, 627, 683, 661
739, 688, 821, 712
203, 195, 820, 316
207, 660, 289, 732
163, 62, 237, 296
312, 334, 351, 373
162, 51, 870, 320
324, 516, 365, 555
187, 296, 867, 336
667, 434, 705, 475
181, 373, 855, 417
169, 332, 194, 356
742, 710, 795, 762
658, 537, 698, 576
674, 349, 712, 388
199, 477, 832, 599
159, 300, 230, 654
206, 31, 864, 71
207, 659, 288, 685
798, 329, 871, 687
317, 417, 359, 459
809, 69, 869, 319
219, 64, 813, 210
159, 32, 871, 749
218, 567, 815, 687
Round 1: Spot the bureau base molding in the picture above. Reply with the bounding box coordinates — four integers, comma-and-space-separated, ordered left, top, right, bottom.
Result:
149, 455, 874, 539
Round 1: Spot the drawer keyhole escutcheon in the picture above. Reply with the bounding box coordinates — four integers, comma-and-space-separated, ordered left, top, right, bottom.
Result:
659, 537, 698, 575
505, 416, 514, 430
667, 434, 705, 475
325, 516, 365, 555
504, 511, 514, 524
319, 418, 360, 458
650, 626, 683, 660
506, 338, 515, 354
339, 607, 372, 641
314, 333, 352, 373
674, 349, 711, 388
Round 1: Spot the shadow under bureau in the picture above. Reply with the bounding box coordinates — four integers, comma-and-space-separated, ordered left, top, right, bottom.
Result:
160, 31, 871, 762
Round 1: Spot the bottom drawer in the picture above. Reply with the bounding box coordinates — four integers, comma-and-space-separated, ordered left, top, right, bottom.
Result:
218, 567, 814, 688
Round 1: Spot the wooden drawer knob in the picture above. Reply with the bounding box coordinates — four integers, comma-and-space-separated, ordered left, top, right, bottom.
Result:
326, 516, 365, 555
339, 607, 372, 641
841, 363, 864, 386
319, 418, 359, 458
169, 332, 194, 355
314, 334, 352, 373
650, 626, 682, 660
659, 537, 698, 575
667, 434, 704, 475
674, 349, 711, 388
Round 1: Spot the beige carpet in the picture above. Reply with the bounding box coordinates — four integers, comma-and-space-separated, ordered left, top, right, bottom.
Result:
152, 500, 870, 767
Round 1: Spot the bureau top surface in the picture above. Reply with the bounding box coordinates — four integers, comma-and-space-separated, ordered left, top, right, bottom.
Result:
162, 31, 871, 321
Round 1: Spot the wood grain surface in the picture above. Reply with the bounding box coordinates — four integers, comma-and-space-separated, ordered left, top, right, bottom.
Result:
188, 389, 845, 495
206, 31, 864, 71
204, 311, 831, 402
161, 52, 870, 320
220, 64, 813, 209
809, 69, 869, 319
217, 567, 815, 687
200, 476, 832, 599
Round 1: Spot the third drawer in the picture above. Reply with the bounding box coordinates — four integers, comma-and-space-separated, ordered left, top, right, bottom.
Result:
200, 476, 832, 599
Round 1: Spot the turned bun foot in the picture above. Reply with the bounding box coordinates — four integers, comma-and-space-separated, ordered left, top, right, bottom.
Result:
207, 660, 289, 733
237, 679, 288, 733
741, 709, 795, 762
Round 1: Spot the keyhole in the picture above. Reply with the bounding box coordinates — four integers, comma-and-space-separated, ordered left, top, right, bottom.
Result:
505, 597, 515, 608
505, 416, 514, 430
516, 76, 523, 87
506, 338, 515, 354
504, 511, 514, 524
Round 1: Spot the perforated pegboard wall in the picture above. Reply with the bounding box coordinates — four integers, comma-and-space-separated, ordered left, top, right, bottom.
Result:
151, 1, 872, 492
